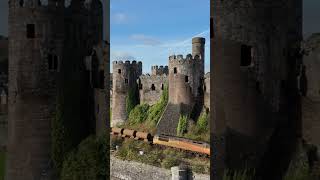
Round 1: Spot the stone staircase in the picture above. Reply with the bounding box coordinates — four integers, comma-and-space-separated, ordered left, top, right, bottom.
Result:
156, 103, 181, 135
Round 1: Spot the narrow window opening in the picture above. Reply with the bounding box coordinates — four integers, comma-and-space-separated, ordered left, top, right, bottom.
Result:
27, 24, 35, 39
118, 69, 121, 74
174, 67, 177, 74
139, 84, 143, 90
185, 76, 189, 82
151, 84, 155, 91
48, 54, 53, 70
256, 81, 261, 93
241, 45, 252, 66
53, 55, 58, 70
19, 0, 24, 6
125, 79, 128, 84
161, 84, 164, 90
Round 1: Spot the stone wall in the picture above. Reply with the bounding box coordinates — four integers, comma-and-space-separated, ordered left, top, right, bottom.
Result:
110, 156, 209, 180
112, 61, 142, 126
7, 1, 103, 179
138, 74, 167, 105
212, 0, 302, 178
301, 34, 320, 148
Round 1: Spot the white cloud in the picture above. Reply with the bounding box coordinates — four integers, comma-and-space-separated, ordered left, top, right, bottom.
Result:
111, 51, 135, 60
112, 13, 129, 24
130, 34, 162, 46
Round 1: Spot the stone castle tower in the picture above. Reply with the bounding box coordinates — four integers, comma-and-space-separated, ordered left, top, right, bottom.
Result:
111, 61, 142, 126
157, 37, 206, 135
168, 37, 205, 109
211, 0, 302, 179
7, 0, 103, 179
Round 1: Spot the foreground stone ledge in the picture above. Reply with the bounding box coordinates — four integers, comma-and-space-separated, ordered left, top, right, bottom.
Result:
110, 155, 209, 180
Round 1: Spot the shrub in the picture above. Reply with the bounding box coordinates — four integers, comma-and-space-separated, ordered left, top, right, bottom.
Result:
177, 115, 188, 136
0, 150, 5, 180
223, 169, 255, 180
161, 157, 180, 169
60, 132, 108, 180
128, 104, 150, 125
196, 110, 209, 133
146, 83, 168, 124
52, 101, 71, 173
126, 85, 139, 115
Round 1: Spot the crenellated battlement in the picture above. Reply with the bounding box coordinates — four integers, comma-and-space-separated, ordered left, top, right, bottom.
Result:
9, 0, 102, 15
151, 65, 168, 75
112, 60, 143, 67
139, 73, 167, 79
168, 54, 201, 62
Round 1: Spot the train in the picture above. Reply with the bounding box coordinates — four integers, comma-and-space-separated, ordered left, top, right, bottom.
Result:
111, 127, 210, 156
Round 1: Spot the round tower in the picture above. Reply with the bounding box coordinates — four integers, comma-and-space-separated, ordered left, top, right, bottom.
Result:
192, 37, 205, 61
212, 0, 302, 178
111, 60, 142, 127
168, 52, 204, 106
7, 0, 64, 179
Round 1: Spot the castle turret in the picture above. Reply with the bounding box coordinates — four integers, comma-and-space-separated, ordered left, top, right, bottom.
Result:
192, 37, 205, 61
7, 0, 64, 179
151, 65, 168, 75
111, 60, 142, 127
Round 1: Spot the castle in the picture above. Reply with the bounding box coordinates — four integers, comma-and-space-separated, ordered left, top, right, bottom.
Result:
7, 0, 108, 179
111, 37, 210, 135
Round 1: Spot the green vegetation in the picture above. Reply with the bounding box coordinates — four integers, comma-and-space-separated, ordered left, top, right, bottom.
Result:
222, 169, 255, 180
111, 137, 209, 174
52, 101, 71, 173
0, 150, 5, 180
145, 84, 168, 124
52, 68, 95, 175
121, 84, 168, 133
184, 109, 210, 142
126, 85, 139, 115
177, 115, 188, 136
128, 104, 150, 125
283, 162, 312, 180
196, 109, 209, 132
283, 145, 314, 180
61, 131, 108, 180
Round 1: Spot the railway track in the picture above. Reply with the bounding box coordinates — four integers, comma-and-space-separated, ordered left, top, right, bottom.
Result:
110, 127, 210, 156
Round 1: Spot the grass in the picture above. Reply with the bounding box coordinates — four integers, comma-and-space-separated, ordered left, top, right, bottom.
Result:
111, 137, 210, 174
0, 150, 5, 180
222, 169, 255, 180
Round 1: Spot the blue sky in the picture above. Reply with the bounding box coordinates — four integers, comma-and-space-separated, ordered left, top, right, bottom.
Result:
110, 0, 210, 73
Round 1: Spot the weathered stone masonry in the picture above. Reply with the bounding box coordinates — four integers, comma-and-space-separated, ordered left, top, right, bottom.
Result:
212, 0, 302, 179
7, 0, 104, 179
111, 60, 142, 126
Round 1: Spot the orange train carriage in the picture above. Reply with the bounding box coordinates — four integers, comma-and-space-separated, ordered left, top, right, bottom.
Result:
110, 127, 210, 156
